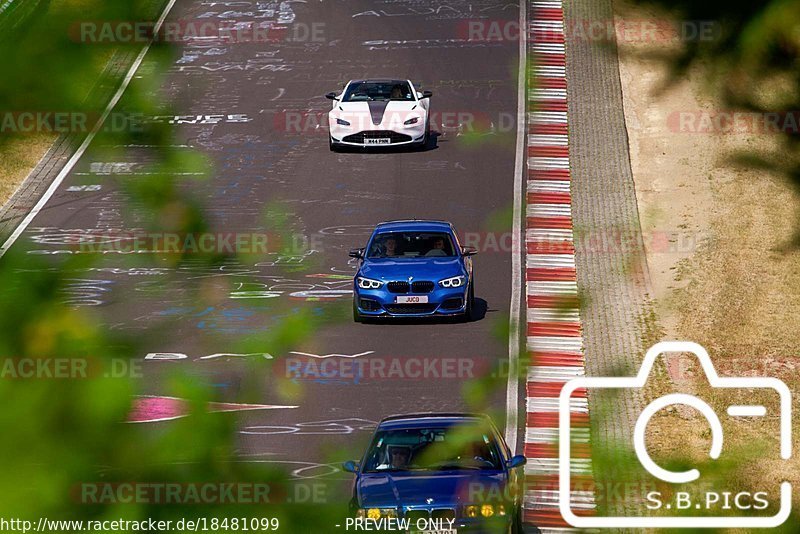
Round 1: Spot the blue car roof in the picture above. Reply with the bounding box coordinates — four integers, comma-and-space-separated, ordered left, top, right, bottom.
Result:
373, 220, 453, 233
377, 413, 491, 431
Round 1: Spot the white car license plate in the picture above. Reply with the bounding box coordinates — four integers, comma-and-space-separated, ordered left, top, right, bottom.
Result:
365, 138, 391, 145
396, 295, 428, 304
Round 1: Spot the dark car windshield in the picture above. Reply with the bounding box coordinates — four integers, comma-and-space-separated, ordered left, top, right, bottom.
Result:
362, 424, 504, 473
367, 232, 456, 259
342, 81, 414, 102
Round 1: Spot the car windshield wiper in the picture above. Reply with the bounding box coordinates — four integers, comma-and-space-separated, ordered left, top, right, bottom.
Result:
380, 467, 427, 472
431, 463, 482, 471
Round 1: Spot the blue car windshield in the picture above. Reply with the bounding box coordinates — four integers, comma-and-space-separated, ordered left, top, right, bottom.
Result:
362, 425, 503, 473
367, 232, 456, 259
342, 81, 414, 102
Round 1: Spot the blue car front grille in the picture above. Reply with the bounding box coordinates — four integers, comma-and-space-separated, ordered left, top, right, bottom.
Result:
411, 281, 435, 293
431, 508, 456, 521
404, 508, 457, 521
387, 281, 410, 293
386, 281, 435, 294
405, 510, 428, 522
384, 303, 437, 314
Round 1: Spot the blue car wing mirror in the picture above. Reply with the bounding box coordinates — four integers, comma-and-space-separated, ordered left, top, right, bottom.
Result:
342, 460, 360, 473
507, 455, 526, 469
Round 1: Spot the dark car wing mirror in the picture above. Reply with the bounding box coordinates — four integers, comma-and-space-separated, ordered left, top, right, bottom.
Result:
342, 460, 360, 473
325, 92, 339, 100
421, 90, 433, 99
462, 246, 478, 256
507, 455, 526, 469
349, 248, 364, 259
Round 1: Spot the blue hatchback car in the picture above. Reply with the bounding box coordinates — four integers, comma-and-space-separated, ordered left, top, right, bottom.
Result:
350, 220, 477, 322
343, 413, 526, 533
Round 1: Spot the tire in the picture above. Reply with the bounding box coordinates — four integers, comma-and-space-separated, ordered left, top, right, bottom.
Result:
421, 120, 430, 149
353, 298, 363, 323
463, 281, 475, 322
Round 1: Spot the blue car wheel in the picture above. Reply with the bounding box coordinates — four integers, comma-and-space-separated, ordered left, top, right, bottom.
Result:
463, 279, 475, 322
352, 297, 363, 323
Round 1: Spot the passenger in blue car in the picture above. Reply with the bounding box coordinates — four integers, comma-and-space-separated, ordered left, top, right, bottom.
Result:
383, 236, 399, 257
370, 235, 400, 258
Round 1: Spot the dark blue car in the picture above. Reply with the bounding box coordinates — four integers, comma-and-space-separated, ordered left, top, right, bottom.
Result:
350, 220, 477, 322
343, 413, 526, 533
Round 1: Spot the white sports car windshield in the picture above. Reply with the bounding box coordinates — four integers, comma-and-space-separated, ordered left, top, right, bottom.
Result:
342, 81, 415, 102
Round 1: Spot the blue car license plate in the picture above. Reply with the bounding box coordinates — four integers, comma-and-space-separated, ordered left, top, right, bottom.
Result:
396, 295, 428, 304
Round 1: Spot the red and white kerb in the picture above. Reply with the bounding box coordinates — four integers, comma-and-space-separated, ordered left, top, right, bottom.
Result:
523, 1, 597, 531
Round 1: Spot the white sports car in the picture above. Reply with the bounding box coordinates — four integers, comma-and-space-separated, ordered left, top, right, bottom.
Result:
326, 79, 431, 151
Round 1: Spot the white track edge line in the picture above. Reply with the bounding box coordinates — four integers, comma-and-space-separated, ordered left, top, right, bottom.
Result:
505, 0, 527, 452
0, 0, 179, 258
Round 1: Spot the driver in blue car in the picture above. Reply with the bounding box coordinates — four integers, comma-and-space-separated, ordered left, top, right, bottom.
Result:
376, 445, 412, 470
425, 236, 448, 256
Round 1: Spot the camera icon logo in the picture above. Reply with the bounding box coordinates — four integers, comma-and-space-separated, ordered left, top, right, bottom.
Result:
558, 341, 792, 528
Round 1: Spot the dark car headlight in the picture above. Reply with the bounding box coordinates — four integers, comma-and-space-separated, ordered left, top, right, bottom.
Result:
336, 118, 351, 126
439, 275, 466, 288
357, 277, 383, 290
404, 117, 420, 125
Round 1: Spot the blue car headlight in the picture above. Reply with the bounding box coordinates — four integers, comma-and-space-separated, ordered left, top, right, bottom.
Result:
404, 116, 420, 125
357, 508, 397, 519
357, 277, 384, 290
439, 275, 466, 288
464, 503, 506, 518
336, 118, 350, 126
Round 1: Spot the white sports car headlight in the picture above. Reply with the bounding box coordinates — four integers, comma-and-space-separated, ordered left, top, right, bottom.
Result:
439, 275, 466, 288
357, 277, 384, 290
336, 118, 351, 126
404, 117, 420, 125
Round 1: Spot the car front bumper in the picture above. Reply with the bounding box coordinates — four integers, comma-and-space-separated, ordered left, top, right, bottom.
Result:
354, 285, 468, 317
330, 121, 426, 147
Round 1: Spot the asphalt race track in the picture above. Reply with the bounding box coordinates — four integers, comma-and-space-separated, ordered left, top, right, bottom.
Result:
2, 0, 524, 495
